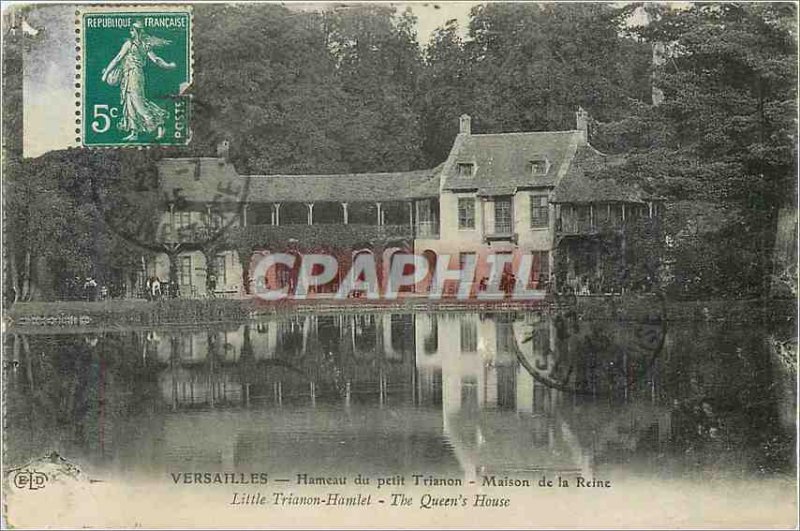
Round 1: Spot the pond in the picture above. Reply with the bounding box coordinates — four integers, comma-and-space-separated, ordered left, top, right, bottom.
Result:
5, 310, 794, 487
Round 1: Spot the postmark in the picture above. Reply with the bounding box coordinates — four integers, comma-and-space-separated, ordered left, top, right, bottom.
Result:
79, 6, 192, 147
517, 297, 668, 396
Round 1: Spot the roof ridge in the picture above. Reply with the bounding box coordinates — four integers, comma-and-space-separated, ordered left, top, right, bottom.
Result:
468, 130, 579, 138
161, 157, 225, 162
247, 168, 437, 179
160, 159, 441, 178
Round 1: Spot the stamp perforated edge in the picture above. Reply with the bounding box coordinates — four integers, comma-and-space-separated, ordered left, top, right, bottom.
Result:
75, 4, 194, 150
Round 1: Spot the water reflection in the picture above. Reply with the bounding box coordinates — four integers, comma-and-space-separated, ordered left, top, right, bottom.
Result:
4, 311, 794, 483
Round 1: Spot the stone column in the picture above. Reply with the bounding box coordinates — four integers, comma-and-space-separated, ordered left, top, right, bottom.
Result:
342, 202, 349, 225
307, 203, 314, 225
242, 203, 249, 228
408, 202, 414, 233
274, 203, 281, 226
376, 202, 383, 226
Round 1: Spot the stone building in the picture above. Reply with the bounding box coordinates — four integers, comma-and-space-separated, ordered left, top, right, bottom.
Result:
148, 110, 661, 297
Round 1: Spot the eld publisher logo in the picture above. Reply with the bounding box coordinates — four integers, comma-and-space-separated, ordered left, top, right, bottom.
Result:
11, 469, 48, 490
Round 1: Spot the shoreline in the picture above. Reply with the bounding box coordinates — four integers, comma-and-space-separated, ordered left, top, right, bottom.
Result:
3, 295, 794, 333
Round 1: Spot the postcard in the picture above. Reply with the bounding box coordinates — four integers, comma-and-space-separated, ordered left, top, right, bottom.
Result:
2, 2, 797, 528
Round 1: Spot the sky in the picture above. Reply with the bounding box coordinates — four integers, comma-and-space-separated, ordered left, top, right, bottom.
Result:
21, 4, 75, 159
395, 2, 473, 45
287, 1, 474, 45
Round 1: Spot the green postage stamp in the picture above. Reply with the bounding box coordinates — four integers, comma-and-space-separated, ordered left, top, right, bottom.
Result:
79, 7, 192, 147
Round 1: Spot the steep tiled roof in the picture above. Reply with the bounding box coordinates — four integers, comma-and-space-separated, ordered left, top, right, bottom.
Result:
157, 128, 646, 207
441, 131, 581, 194
159, 158, 246, 203
551, 146, 646, 204
158, 159, 442, 204
249, 166, 442, 202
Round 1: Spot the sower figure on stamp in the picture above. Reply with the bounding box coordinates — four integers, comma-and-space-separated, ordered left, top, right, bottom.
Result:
101, 21, 176, 141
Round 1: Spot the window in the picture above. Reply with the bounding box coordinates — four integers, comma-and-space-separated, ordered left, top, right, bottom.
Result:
529, 251, 550, 289
457, 197, 475, 229
456, 163, 474, 178
529, 159, 549, 175
460, 319, 478, 353
494, 198, 512, 233
530, 195, 549, 228
179, 256, 192, 286
214, 255, 227, 286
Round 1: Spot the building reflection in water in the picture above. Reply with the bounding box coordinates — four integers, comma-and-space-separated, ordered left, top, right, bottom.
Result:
6, 310, 791, 482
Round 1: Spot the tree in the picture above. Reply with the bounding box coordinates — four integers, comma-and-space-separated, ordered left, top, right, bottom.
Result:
188, 4, 425, 175
418, 19, 474, 166
324, 4, 425, 172
417, 3, 652, 164
597, 3, 797, 298
189, 4, 351, 174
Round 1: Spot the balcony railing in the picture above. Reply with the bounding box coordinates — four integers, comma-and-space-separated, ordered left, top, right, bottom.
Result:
229, 223, 415, 250
163, 221, 437, 245
556, 218, 624, 235
415, 221, 440, 238
484, 231, 518, 244
159, 225, 230, 244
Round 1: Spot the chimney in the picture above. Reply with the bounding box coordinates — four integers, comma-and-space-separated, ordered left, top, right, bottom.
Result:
216, 139, 230, 160
459, 114, 471, 135
575, 107, 589, 144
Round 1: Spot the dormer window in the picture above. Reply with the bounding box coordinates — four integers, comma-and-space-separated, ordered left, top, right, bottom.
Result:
529, 159, 549, 176
457, 163, 475, 178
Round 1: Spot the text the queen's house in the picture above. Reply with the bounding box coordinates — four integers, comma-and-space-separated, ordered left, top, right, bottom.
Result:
150, 110, 662, 297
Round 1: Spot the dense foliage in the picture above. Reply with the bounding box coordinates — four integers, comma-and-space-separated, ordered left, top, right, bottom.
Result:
598, 4, 797, 298
3, 3, 796, 301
